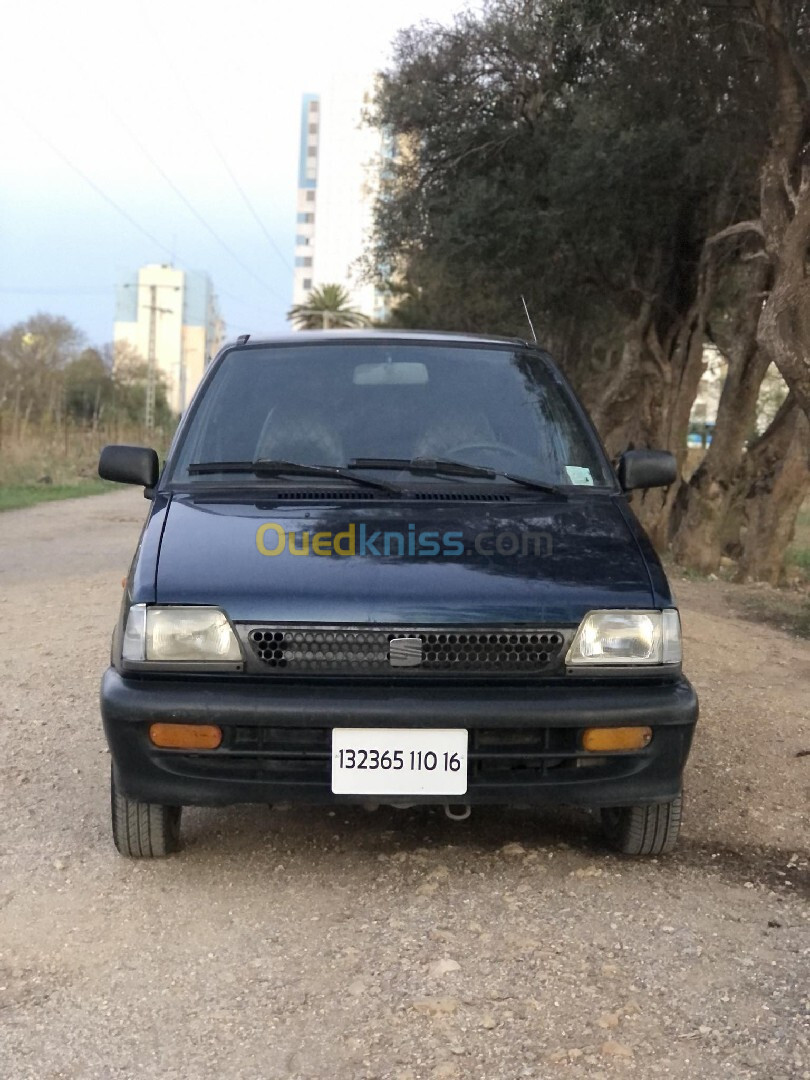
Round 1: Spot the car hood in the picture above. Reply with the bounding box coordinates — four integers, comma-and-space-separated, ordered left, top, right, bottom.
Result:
152, 492, 656, 624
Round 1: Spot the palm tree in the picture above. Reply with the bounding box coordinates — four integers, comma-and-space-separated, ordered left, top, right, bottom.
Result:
287, 284, 371, 330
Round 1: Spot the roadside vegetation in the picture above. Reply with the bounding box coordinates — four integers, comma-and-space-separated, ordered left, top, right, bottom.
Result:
0, 481, 112, 513
666, 503, 810, 638
0, 427, 121, 512
734, 506, 810, 638
369, 0, 810, 590
0, 313, 176, 511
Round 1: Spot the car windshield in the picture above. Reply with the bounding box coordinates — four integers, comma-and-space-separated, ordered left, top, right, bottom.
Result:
169, 342, 614, 488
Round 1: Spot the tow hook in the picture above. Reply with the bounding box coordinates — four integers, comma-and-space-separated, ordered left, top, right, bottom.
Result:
445, 804, 471, 822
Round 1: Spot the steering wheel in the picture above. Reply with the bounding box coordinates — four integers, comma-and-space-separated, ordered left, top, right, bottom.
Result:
441, 442, 526, 461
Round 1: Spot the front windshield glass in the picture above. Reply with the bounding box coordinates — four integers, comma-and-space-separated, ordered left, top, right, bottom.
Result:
169, 342, 614, 488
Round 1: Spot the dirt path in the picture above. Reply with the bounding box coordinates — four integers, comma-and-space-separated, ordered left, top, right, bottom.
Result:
0, 491, 807, 1080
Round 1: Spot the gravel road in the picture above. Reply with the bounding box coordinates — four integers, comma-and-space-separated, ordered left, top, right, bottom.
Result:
1, 491, 808, 1080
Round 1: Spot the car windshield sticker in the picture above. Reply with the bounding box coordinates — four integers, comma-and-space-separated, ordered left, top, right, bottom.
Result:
565, 465, 594, 485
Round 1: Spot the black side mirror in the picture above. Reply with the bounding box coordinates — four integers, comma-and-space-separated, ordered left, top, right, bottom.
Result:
617, 449, 677, 491
99, 445, 159, 489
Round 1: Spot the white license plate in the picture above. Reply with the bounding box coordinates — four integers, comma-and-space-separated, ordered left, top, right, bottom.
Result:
331, 728, 468, 796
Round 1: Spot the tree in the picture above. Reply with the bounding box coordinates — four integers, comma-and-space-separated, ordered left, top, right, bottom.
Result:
287, 284, 371, 330
0, 317, 177, 444
737, 395, 810, 584
670, 260, 773, 571
0, 314, 84, 429
108, 341, 174, 429
64, 348, 113, 426
369, 0, 809, 576
750, 0, 810, 416
370, 1, 767, 462
670, 0, 810, 577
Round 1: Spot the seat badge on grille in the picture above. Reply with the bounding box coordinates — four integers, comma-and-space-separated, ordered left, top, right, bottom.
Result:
388, 637, 424, 667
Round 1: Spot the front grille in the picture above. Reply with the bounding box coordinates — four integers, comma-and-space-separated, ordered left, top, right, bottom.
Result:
161, 725, 641, 788
243, 625, 567, 675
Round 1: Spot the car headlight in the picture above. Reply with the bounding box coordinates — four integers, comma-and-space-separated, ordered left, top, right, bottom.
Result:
122, 605, 242, 662
566, 609, 681, 666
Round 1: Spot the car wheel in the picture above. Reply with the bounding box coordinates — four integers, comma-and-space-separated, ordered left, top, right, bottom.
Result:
600, 792, 682, 856
110, 765, 182, 857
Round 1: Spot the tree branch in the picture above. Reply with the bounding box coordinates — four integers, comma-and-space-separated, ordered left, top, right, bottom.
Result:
780, 159, 801, 210
706, 219, 764, 245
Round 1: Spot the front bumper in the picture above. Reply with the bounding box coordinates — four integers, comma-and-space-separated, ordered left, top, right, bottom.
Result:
101, 669, 698, 809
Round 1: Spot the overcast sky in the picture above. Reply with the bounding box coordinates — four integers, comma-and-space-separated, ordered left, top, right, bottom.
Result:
0, 0, 468, 348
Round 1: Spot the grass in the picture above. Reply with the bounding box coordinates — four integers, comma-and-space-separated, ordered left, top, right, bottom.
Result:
725, 502, 810, 639
0, 425, 115, 513
0, 479, 115, 512
787, 508, 810, 580
672, 564, 708, 582
750, 506, 810, 639
734, 588, 810, 639
0, 421, 172, 513
659, 503, 810, 641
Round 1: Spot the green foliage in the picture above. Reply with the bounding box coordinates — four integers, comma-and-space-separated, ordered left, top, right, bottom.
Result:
371, 0, 769, 384
788, 509, 810, 580
64, 348, 110, 421
0, 313, 84, 423
0, 480, 114, 513
287, 284, 371, 330
106, 342, 174, 429
0, 314, 173, 430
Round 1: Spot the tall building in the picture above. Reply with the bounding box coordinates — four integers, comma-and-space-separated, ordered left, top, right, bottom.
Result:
291, 74, 391, 323
293, 93, 320, 305
114, 264, 224, 414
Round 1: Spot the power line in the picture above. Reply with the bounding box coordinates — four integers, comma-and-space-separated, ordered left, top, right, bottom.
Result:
124, 281, 180, 429
14, 104, 290, 315
138, 8, 294, 278
0, 286, 112, 295
111, 111, 290, 306
206, 142, 294, 275
216, 286, 287, 314
14, 108, 176, 261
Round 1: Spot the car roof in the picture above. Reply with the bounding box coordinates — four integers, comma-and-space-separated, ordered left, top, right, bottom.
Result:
227, 329, 535, 349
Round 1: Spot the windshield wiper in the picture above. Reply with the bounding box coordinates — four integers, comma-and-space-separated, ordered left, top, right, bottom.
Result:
187, 459, 400, 493
348, 457, 566, 497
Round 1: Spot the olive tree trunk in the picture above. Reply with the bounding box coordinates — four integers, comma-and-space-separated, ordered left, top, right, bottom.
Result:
631, 245, 722, 549
751, 0, 810, 417
736, 395, 810, 584
670, 349, 770, 573
670, 263, 773, 572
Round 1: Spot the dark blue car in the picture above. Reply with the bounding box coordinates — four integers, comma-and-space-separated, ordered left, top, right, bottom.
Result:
99, 331, 697, 858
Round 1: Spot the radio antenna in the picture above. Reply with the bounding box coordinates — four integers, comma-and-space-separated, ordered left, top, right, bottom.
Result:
520, 295, 537, 343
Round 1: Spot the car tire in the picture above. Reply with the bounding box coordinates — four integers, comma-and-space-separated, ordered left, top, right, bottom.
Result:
600, 792, 682, 856
110, 765, 182, 858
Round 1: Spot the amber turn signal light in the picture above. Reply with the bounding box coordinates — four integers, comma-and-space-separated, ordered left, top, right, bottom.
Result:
582, 726, 652, 752
149, 723, 222, 750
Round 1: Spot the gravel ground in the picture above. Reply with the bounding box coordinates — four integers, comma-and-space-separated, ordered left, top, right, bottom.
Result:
0, 490, 808, 1080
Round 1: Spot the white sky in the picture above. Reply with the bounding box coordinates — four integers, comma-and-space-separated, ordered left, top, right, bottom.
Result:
0, 0, 468, 347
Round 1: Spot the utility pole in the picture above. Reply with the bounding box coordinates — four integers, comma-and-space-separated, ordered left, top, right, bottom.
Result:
124, 281, 180, 431
145, 285, 159, 431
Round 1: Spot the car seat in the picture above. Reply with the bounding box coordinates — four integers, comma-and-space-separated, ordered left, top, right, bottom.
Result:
412, 409, 497, 460
254, 410, 344, 466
